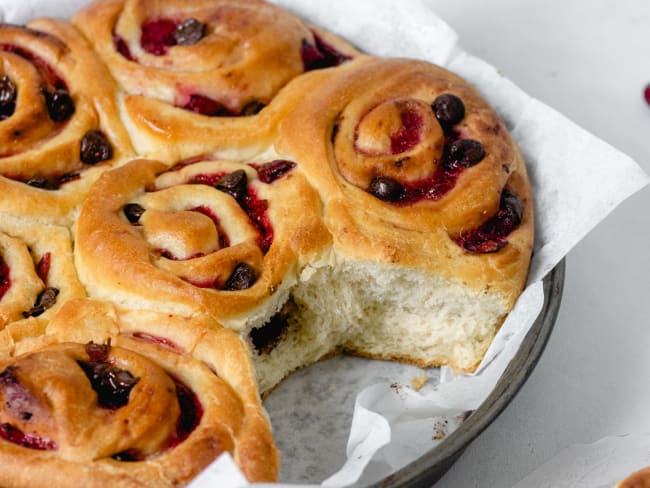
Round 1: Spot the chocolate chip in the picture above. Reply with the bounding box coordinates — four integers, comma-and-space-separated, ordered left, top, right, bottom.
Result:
26, 176, 52, 189
249, 310, 290, 354
43, 89, 75, 122
240, 100, 265, 116
432, 93, 465, 128
447, 139, 485, 170
78, 360, 139, 410
22, 287, 59, 318
80, 130, 113, 164
174, 18, 205, 46
224, 263, 257, 291
216, 170, 248, 202
0, 76, 17, 118
368, 176, 404, 202
123, 203, 145, 223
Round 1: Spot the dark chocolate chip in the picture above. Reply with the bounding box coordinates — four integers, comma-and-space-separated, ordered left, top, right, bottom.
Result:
447, 139, 485, 169
78, 360, 139, 410
22, 287, 59, 318
432, 93, 465, 127
80, 130, 113, 164
224, 263, 257, 291
174, 18, 206, 46
216, 169, 248, 202
240, 100, 266, 116
123, 203, 145, 224
43, 89, 75, 122
0, 76, 17, 118
26, 177, 52, 189
249, 310, 289, 354
368, 176, 404, 202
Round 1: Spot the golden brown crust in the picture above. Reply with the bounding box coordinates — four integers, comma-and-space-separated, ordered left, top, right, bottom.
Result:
617, 467, 650, 488
0, 213, 86, 331
72, 0, 359, 161
275, 56, 534, 309
74, 157, 331, 329
0, 19, 134, 225
0, 298, 279, 486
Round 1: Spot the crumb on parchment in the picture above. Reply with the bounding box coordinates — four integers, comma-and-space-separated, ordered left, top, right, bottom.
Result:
410, 375, 428, 391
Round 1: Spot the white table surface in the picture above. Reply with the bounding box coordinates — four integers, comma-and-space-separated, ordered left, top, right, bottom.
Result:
423, 1, 650, 487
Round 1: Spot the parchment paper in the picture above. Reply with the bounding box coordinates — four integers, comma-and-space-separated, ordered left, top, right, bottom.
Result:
1, 1, 648, 486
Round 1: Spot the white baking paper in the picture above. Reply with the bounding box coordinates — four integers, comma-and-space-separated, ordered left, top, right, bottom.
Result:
1, 0, 648, 487
511, 434, 650, 488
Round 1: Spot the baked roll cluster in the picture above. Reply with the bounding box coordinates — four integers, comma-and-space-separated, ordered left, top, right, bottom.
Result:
0, 0, 534, 484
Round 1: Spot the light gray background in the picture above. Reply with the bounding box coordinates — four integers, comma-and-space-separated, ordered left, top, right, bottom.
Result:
424, 1, 650, 487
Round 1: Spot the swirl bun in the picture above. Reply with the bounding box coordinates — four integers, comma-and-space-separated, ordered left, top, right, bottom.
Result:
74, 157, 330, 331
0, 0, 537, 481
0, 299, 278, 486
0, 20, 134, 224
72, 0, 358, 160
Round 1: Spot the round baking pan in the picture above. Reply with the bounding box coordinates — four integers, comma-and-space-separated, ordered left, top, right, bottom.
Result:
366, 259, 566, 488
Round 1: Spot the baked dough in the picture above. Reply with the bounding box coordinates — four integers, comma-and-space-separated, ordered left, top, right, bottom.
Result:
0, 0, 535, 482
0, 299, 278, 486
0, 20, 134, 225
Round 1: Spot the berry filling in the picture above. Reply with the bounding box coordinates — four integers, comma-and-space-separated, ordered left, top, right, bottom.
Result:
169, 377, 203, 446
454, 188, 523, 253
0, 366, 34, 422
0, 255, 10, 301
140, 18, 206, 56
249, 309, 289, 355
140, 19, 178, 56
644, 84, 650, 107
0, 44, 68, 92
22, 287, 59, 318
181, 94, 234, 116
78, 342, 140, 410
251, 160, 296, 184
301, 32, 350, 71
0, 75, 17, 120
113, 34, 137, 61
191, 205, 230, 250
35, 252, 51, 282
130, 332, 184, 354
188, 170, 274, 252
4, 172, 81, 191
0, 423, 57, 451
390, 110, 423, 154
80, 130, 113, 164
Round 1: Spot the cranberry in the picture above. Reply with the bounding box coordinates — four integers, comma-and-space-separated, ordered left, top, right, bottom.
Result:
301, 32, 350, 71
80, 130, 113, 164
456, 189, 523, 253
432, 93, 465, 128
0, 75, 16, 119
43, 89, 75, 122
140, 19, 177, 56
123, 203, 145, 223
85, 341, 111, 362
255, 160, 296, 184
224, 263, 257, 291
174, 18, 205, 46
113, 34, 136, 61
390, 111, 423, 154
369, 176, 404, 202
22, 287, 59, 318
249, 310, 289, 354
446, 139, 485, 170
0, 255, 10, 300
0, 423, 57, 451
35, 253, 51, 282
172, 378, 203, 444
78, 359, 139, 410
182, 94, 233, 116
644, 84, 650, 106
216, 169, 248, 202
